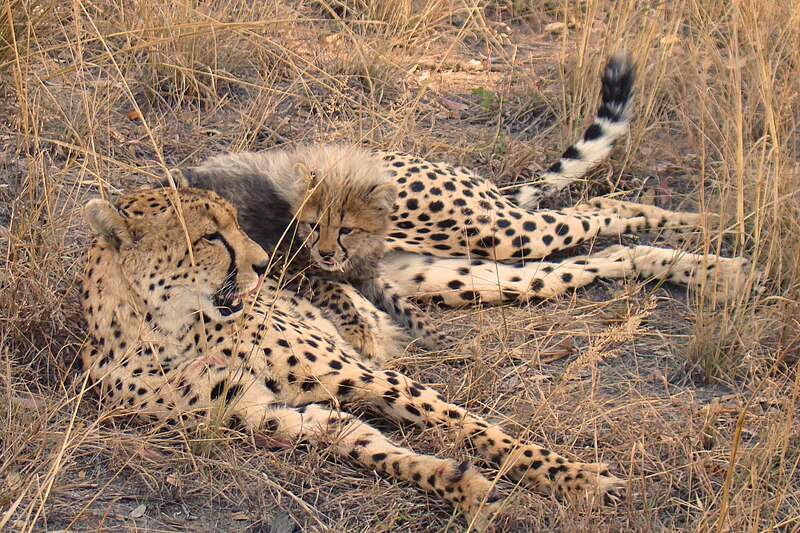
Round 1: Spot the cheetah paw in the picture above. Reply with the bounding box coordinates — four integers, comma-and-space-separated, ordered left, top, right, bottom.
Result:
417, 331, 460, 352
705, 257, 765, 303
565, 462, 626, 504
345, 327, 385, 363
451, 463, 503, 531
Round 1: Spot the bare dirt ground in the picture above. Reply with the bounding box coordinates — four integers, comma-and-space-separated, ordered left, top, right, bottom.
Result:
1, 1, 799, 532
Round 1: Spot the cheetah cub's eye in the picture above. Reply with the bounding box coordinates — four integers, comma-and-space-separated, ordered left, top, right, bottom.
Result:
203, 231, 222, 242
339, 227, 354, 235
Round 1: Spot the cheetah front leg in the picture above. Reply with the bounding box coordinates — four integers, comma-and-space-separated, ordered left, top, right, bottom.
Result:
357, 277, 457, 351
254, 403, 502, 530
301, 367, 625, 502
298, 277, 388, 362
581, 244, 761, 302
150, 362, 502, 530
383, 243, 757, 306
510, 243, 757, 303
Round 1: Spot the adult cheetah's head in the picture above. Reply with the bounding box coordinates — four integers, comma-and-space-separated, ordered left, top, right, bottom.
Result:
83, 187, 269, 321
290, 145, 398, 272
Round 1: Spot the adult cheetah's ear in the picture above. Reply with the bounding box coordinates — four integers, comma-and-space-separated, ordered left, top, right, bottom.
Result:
84, 199, 134, 250
367, 181, 399, 213
158, 168, 192, 189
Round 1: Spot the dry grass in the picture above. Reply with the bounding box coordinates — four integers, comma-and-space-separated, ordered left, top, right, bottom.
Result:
1, 0, 798, 531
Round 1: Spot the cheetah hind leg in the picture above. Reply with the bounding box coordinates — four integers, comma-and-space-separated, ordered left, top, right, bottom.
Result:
382, 245, 759, 306
572, 197, 714, 237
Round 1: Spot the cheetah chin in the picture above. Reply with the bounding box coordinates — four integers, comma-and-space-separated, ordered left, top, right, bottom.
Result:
213, 292, 244, 316
316, 256, 348, 272
213, 276, 264, 316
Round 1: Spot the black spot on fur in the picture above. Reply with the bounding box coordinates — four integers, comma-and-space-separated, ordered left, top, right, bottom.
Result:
210, 381, 243, 404
264, 378, 281, 394
476, 236, 499, 249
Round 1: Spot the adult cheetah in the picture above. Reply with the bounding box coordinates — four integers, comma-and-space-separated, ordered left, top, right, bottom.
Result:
375, 55, 756, 305
80, 187, 624, 530
179, 55, 757, 319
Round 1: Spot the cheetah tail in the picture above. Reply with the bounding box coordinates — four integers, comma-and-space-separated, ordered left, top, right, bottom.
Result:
513, 54, 635, 210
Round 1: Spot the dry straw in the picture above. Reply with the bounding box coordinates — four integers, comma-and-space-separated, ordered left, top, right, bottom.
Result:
1, 0, 797, 531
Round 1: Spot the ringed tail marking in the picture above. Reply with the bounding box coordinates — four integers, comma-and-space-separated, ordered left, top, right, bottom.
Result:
514, 54, 635, 209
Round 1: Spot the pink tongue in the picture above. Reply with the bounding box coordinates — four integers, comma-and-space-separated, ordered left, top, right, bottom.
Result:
244, 275, 265, 297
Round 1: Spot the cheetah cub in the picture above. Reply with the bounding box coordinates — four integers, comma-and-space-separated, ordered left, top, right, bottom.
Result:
176, 145, 452, 362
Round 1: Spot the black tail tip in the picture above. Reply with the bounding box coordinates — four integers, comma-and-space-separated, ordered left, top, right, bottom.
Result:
604, 53, 635, 82
599, 53, 635, 120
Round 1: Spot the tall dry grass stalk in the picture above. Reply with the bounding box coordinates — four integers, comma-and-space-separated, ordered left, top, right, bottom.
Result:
1, 0, 797, 531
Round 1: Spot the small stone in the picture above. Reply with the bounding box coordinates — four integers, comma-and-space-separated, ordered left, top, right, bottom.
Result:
130, 504, 146, 518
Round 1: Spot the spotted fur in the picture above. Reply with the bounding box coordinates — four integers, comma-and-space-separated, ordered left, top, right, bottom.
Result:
370, 56, 757, 305
381, 188, 756, 306
81, 188, 625, 530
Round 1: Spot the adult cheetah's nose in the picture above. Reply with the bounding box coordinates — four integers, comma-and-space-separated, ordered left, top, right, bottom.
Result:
319, 250, 335, 259
253, 261, 269, 277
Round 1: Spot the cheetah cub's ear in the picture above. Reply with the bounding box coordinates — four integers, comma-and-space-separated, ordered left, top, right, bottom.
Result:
84, 199, 133, 250
293, 162, 317, 187
367, 181, 399, 213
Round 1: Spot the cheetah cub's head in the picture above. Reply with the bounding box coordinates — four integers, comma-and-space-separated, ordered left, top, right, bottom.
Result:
288, 145, 398, 272
84, 188, 269, 321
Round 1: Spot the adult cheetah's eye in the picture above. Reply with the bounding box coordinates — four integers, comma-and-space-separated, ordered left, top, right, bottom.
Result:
339, 227, 354, 235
